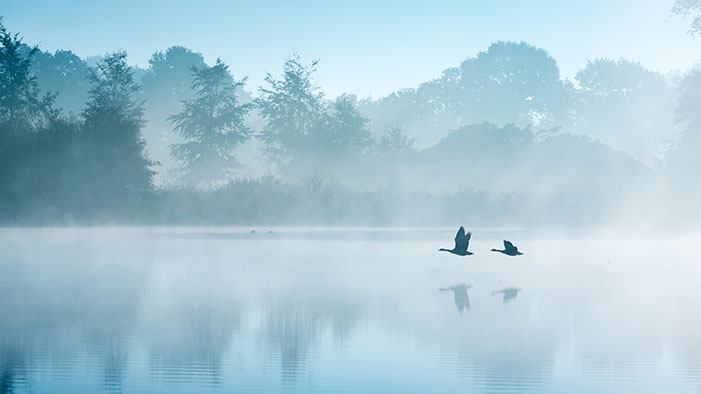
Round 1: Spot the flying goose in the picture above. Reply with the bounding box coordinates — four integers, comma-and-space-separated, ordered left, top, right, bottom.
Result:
491, 240, 522, 256
439, 226, 473, 256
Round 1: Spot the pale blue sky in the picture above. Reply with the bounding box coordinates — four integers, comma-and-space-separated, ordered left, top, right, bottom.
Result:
2, 0, 699, 98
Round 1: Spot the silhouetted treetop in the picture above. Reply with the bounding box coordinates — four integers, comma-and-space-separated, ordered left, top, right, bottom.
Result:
361, 41, 573, 148
572, 58, 676, 164
169, 58, 252, 186
26, 47, 90, 114
0, 19, 55, 129
142, 46, 207, 104
84, 51, 144, 123
81, 51, 155, 201
310, 93, 373, 155
256, 53, 325, 163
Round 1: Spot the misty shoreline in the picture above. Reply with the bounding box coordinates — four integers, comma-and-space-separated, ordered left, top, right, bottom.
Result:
0, 225, 695, 238
1, 19, 699, 230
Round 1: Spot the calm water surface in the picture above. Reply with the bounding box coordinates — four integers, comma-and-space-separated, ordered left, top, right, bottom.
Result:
1, 227, 700, 393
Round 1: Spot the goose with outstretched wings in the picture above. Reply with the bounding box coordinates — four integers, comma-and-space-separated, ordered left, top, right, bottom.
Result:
491, 240, 523, 256
439, 226, 473, 256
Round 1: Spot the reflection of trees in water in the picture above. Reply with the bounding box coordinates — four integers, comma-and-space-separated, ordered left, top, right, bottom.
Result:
442, 306, 557, 393
139, 260, 243, 387
666, 272, 701, 392
425, 276, 570, 391
0, 234, 250, 392
0, 349, 27, 394
562, 257, 694, 389
3, 233, 701, 393
497, 243, 701, 392
102, 342, 127, 393
142, 299, 240, 387
0, 235, 152, 393
677, 343, 701, 392
260, 289, 362, 388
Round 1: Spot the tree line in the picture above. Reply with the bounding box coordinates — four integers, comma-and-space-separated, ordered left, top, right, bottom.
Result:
0, 19, 416, 222
1, 17, 699, 225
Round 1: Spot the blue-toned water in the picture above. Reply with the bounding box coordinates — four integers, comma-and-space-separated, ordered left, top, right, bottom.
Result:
1, 227, 700, 393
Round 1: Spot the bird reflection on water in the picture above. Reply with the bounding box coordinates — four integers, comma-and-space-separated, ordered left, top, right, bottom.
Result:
492, 287, 522, 303
440, 283, 472, 312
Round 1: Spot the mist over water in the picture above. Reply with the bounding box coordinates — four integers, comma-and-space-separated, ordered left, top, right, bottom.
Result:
1, 228, 700, 393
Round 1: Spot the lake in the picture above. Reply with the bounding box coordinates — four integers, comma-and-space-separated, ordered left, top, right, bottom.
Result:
1, 227, 700, 393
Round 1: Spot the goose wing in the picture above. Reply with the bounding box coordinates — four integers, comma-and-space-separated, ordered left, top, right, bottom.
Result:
454, 226, 465, 247
503, 240, 518, 253
454, 227, 469, 252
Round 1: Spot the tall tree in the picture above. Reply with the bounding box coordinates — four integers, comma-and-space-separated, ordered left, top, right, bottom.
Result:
169, 59, 252, 186
0, 19, 53, 129
80, 51, 155, 215
256, 53, 325, 164
572, 59, 677, 165
139, 47, 209, 183
0, 19, 39, 216
454, 41, 572, 129
142, 46, 207, 111
361, 41, 573, 148
26, 47, 90, 114
311, 94, 373, 156
84, 51, 144, 121
0, 20, 76, 221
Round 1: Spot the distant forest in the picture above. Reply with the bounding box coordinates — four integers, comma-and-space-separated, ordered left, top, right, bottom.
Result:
1, 16, 700, 227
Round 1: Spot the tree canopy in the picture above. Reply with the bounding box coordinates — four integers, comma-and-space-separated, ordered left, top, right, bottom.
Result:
0, 21, 53, 129
169, 59, 252, 186
256, 53, 325, 165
